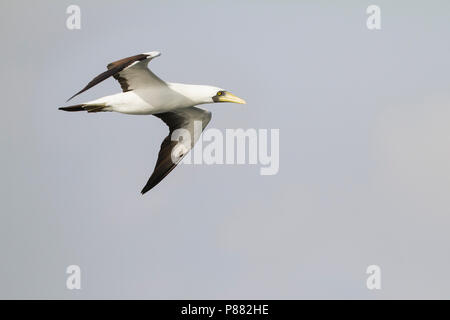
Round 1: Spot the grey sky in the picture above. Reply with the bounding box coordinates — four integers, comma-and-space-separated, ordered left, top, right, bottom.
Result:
1, 0, 450, 299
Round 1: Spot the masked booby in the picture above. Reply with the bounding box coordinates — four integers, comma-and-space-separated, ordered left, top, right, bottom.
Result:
59, 51, 246, 194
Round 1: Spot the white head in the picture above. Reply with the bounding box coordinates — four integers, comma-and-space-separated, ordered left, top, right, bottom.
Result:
180, 85, 247, 105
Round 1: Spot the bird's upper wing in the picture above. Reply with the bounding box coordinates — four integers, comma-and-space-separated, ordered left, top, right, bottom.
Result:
67, 51, 164, 101
141, 107, 212, 194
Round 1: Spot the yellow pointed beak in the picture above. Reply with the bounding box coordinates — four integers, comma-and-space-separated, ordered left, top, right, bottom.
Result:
217, 91, 246, 104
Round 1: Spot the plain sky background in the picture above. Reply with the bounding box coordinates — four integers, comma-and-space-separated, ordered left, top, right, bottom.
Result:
1, 0, 450, 299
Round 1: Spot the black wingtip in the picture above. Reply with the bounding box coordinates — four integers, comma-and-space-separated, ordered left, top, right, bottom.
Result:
141, 181, 158, 195
66, 92, 79, 102
141, 186, 151, 195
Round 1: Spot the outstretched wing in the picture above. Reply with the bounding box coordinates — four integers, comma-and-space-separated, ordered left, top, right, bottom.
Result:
67, 51, 164, 101
141, 107, 212, 194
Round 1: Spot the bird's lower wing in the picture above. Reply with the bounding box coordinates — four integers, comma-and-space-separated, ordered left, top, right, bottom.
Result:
141, 107, 212, 194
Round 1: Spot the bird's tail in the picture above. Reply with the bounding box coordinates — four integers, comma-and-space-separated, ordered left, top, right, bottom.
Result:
59, 104, 107, 113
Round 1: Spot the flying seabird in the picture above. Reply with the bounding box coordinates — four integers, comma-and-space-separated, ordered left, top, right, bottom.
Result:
59, 51, 246, 194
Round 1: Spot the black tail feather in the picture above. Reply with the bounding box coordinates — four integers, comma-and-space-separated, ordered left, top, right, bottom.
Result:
59, 104, 106, 113
59, 104, 85, 112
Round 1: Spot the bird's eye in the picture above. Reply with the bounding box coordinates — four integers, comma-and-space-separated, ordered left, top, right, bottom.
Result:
217, 91, 222, 96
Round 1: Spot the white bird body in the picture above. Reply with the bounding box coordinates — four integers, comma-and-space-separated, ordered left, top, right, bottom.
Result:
60, 51, 245, 194
86, 83, 222, 115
